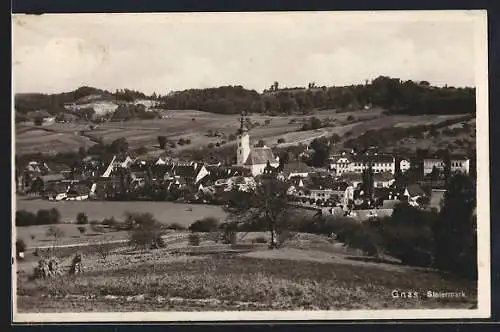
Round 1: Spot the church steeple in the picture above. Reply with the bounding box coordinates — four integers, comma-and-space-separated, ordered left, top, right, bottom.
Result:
238, 110, 249, 135
236, 110, 250, 166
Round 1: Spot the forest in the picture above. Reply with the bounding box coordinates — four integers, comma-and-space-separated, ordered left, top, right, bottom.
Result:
14, 76, 475, 117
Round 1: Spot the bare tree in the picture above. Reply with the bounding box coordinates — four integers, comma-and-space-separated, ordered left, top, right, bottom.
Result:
223, 175, 294, 249
46, 226, 65, 254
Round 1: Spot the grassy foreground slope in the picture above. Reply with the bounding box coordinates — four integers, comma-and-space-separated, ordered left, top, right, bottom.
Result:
16, 234, 476, 312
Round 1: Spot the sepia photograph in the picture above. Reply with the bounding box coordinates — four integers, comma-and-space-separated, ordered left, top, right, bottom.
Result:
11, 10, 490, 322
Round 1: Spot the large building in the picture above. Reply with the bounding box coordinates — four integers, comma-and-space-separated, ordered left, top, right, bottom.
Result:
423, 155, 470, 175
235, 114, 280, 176
329, 152, 398, 176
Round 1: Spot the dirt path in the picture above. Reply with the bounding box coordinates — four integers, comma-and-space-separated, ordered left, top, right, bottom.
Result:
26, 233, 187, 250
277, 129, 328, 147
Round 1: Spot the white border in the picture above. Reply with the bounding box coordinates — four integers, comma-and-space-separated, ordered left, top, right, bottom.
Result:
11, 10, 490, 323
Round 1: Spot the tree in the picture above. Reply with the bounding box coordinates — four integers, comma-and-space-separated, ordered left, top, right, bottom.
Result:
329, 133, 341, 145
34, 117, 44, 126
36, 208, 61, 225
361, 166, 374, 199
433, 174, 477, 279
110, 137, 129, 154
127, 213, 166, 250
310, 117, 322, 130
76, 212, 89, 224
157, 136, 167, 149
46, 226, 65, 253
77, 226, 86, 235
309, 137, 330, 167
223, 177, 293, 249
78, 146, 87, 159
16, 239, 26, 257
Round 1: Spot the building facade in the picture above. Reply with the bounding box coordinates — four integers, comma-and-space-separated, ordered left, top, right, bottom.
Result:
235, 114, 279, 176
329, 153, 396, 176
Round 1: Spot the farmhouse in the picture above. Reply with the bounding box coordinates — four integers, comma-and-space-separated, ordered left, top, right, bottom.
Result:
235, 114, 279, 176
404, 184, 426, 207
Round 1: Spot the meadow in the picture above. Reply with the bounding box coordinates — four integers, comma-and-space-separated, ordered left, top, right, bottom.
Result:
15, 108, 468, 155
15, 232, 477, 312
16, 198, 227, 224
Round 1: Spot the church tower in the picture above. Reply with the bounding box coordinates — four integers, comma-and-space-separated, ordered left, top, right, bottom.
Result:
236, 111, 250, 165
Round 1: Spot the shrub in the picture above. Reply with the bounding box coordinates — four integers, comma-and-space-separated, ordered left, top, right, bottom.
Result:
36, 208, 61, 225
264, 119, 271, 125
76, 212, 88, 224
188, 233, 200, 246
16, 210, 37, 226
102, 217, 118, 227
77, 226, 86, 234
189, 217, 219, 232
90, 224, 105, 233
167, 222, 187, 231
16, 239, 26, 255
277, 138, 286, 144
128, 213, 166, 250
347, 115, 355, 121
254, 236, 267, 243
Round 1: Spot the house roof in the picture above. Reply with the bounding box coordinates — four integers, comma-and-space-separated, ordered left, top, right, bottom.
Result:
373, 172, 394, 182
307, 177, 349, 191
282, 162, 316, 174
175, 163, 200, 178
374, 187, 391, 198
45, 162, 71, 173
381, 200, 400, 209
405, 184, 425, 197
338, 172, 363, 183
244, 147, 277, 166
67, 184, 91, 195
429, 189, 445, 208
351, 153, 394, 164
27, 110, 51, 119
45, 182, 69, 194
40, 174, 65, 183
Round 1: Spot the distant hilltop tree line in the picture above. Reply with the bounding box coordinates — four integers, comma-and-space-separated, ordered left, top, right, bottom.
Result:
15, 76, 475, 118
158, 76, 475, 116
14, 86, 153, 115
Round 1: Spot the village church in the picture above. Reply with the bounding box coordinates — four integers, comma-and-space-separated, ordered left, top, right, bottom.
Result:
235, 114, 280, 176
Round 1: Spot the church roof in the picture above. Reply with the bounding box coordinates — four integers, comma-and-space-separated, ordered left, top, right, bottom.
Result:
243, 147, 277, 166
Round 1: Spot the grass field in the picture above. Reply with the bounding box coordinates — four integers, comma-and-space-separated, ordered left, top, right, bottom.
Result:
15, 233, 477, 312
15, 109, 470, 155
16, 197, 228, 224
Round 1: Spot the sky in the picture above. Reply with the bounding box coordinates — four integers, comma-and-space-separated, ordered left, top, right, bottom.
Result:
12, 11, 484, 95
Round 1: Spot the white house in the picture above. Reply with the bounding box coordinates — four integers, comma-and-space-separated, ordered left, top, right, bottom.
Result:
450, 157, 470, 174
423, 158, 445, 175
399, 159, 411, 173
423, 156, 470, 175
235, 115, 279, 176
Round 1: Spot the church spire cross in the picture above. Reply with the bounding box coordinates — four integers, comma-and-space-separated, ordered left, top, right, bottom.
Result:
239, 110, 248, 134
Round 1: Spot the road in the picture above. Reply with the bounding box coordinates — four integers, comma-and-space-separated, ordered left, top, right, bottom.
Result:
27, 233, 188, 250
276, 129, 328, 148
